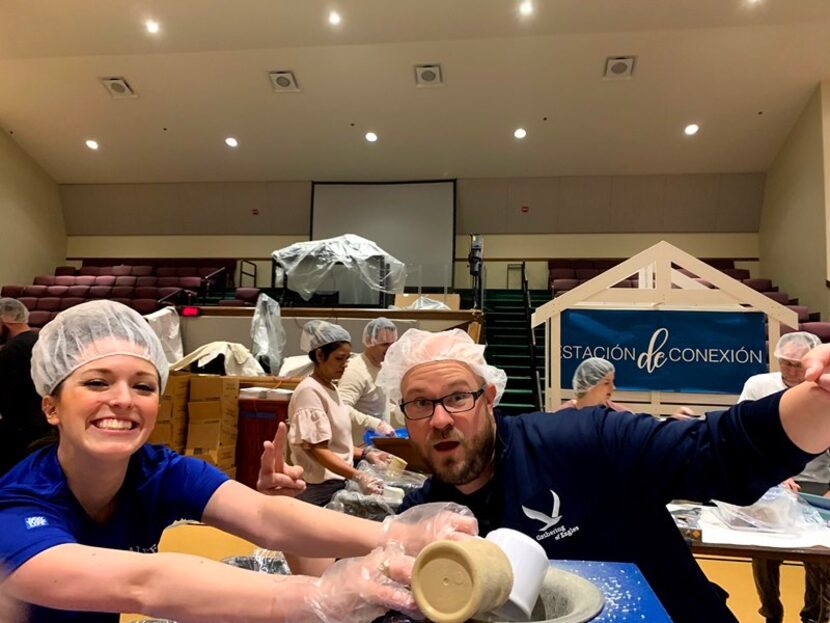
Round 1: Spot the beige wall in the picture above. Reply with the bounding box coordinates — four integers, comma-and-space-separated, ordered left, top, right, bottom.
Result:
0, 132, 66, 286
759, 86, 828, 317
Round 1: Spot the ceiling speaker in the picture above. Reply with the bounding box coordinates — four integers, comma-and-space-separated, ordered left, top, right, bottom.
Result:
603, 56, 636, 80
100, 77, 137, 98
269, 71, 300, 92
414, 64, 443, 87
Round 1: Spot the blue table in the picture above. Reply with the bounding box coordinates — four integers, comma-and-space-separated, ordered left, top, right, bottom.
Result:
551, 560, 671, 622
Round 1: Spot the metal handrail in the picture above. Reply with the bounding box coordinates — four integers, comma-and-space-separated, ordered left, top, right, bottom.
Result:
239, 260, 257, 289
203, 266, 228, 300
521, 261, 543, 411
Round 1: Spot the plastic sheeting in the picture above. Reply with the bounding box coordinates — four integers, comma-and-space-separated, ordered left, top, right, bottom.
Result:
250, 293, 287, 374
143, 306, 184, 364
272, 234, 407, 301
402, 295, 450, 311
171, 341, 265, 376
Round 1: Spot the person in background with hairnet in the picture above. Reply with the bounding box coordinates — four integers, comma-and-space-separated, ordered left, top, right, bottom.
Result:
373, 328, 830, 623
0, 302, 477, 623
740, 331, 830, 623
339, 318, 400, 449
0, 298, 51, 476
287, 320, 390, 507
559, 356, 694, 417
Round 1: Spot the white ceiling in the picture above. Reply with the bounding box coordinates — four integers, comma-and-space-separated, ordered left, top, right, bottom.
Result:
1, 0, 830, 184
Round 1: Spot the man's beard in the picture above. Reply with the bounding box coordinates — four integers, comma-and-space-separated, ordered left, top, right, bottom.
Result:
418, 414, 496, 486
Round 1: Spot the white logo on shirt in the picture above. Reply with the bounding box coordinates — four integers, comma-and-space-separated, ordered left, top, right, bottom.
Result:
24, 516, 49, 529
522, 489, 562, 531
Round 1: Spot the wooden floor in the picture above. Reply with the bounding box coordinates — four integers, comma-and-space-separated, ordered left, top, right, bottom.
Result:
123, 525, 814, 622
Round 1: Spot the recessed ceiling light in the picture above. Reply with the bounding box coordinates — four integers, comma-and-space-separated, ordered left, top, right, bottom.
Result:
684, 123, 700, 136
85, 139, 99, 150
514, 128, 527, 139
365, 132, 378, 143
225, 137, 239, 148
519, 1, 534, 16
328, 11, 341, 25
145, 19, 160, 34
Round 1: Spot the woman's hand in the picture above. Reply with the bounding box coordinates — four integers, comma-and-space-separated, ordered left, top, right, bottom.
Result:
257, 423, 306, 496
375, 422, 396, 437
307, 545, 420, 623
379, 502, 478, 555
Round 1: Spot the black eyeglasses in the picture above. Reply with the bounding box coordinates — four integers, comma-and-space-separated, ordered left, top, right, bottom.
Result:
400, 387, 486, 420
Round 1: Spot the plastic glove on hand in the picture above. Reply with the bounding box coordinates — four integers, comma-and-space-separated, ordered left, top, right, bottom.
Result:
256, 423, 306, 496
307, 544, 420, 623
353, 470, 385, 495
380, 502, 478, 555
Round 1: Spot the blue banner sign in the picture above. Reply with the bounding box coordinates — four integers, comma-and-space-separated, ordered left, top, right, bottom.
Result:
560, 309, 767, 394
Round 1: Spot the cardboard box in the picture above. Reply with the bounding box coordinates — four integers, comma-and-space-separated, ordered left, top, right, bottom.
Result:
159, 374, 190, 422
188, 400, 238, 425
223, 466, 237, 480
148, 421, 174, 445
186, 420, 238, 450
189, 376, 240, 403
186, 445, 236, 468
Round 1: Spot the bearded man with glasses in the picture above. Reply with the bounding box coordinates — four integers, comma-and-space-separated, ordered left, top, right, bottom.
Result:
373, 328, 830, 623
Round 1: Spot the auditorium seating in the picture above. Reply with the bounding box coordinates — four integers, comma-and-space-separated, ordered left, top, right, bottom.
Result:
216, 287, 261, 306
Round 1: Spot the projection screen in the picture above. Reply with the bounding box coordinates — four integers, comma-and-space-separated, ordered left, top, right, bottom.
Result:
310, 181, 456, 291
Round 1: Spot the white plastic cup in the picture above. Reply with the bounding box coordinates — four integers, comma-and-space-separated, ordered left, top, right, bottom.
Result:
485, 528, 549, 620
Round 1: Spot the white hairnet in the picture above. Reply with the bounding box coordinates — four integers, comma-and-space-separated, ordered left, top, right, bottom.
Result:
572, 357, 615, 398
376, 328, 507, 405
363, 317, 398, 348
774, 331, 821, 361
30, 300, 169, 397
299, 320, 351, 353
0, 298, 29, 323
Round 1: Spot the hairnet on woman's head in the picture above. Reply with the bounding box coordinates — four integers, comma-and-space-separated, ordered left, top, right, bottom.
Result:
299, 320, 351, 353
774, 331, 821, 361
376, 328, 507, 405
30, 300, 169, 397
362, 317, 398, 348
0, 298, 29, 324
572, 357, 615, 397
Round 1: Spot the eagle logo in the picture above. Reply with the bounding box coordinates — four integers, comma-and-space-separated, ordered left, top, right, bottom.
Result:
522, 489, 562, 532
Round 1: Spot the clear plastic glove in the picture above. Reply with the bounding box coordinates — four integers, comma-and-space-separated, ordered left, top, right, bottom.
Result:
365, 448, 392, 467
307, 544, 420, 623
353, 470, 385, 495
257, 423, 307, 496
375, 422, 397, 437
380, 502, 478, 555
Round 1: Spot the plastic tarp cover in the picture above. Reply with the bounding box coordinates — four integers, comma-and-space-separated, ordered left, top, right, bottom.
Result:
143, 306, 184, 363
404, 295, 450, 311
171, 341, 266, 376
272, 234, 407, 301
250, 293, 287, 374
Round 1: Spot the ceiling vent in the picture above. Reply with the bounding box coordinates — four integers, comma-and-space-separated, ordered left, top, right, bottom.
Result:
414, 64, 443, 87
269, 71, 300, 92
100, 77, 137, 98
603, 56, 636, 80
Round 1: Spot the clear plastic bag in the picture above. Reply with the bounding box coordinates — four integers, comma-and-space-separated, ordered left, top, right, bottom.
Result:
222, 548, 291, 575
714, 485, 826, 533
403, 295, 450, 311
250, 293, 287, 374
271, 234, 407, 301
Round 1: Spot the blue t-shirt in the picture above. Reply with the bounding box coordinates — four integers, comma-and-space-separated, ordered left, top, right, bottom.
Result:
400, 391, 814, 623
0, 444, 229, 623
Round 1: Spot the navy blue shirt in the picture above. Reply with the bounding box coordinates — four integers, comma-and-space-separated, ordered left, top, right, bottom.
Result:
0, 444, 229, 623
400, 391, 813, 623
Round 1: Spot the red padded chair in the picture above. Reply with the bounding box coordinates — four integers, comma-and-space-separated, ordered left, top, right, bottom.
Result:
45, 285, 68, 297
22, 285, 47, 297
33, 275, 55, 286
60, 297, 85, 310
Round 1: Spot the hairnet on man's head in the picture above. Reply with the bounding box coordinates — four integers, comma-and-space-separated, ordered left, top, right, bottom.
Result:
363, 317, 398, 348
572, 357, 615, 398
299, 320, 351, 353
0, 298, 29, 324
30, 300, 169, 397
774, 331, 821, 362
375, 328, 507, 405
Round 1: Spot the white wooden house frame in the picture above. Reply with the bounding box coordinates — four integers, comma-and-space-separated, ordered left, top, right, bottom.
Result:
530, 241, 798, 415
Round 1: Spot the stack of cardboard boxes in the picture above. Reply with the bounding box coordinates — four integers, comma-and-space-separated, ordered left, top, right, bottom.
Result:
148, 373, 190, 453
185, 376, 240, 479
